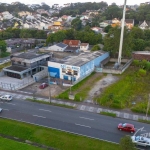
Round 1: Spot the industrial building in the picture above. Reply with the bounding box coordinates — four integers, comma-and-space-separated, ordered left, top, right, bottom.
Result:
48, 51, 109, 82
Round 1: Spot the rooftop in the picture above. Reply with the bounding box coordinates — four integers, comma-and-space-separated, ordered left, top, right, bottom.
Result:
5, 65, 28, 72
53, 51, 106, 67
132, 51, 150, 55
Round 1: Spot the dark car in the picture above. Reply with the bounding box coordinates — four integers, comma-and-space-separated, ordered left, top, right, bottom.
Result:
39, 83, 48, 89
118, 123, 135, 133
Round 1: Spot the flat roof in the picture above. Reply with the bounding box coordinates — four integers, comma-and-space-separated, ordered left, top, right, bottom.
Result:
133, 51, 150, 55
52, 51, 107, 67
12, 52, 49, 59
5, 66, 28, 72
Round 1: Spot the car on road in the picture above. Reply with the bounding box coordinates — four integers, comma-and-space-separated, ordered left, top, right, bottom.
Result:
39, 83, 48, 89
0, 108, 2, 112
131, 136, 150, 147
0, 95, 12, 101
118, 123, 135, 133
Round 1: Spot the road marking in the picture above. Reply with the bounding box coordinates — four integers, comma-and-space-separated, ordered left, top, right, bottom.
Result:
88, 107, 94, 112
75, 123, 91, 128
39, 109, 51, 112
33, 115, 46, 118
6, 103, 16, 105
79, 117, 94, 121
3, 109, 9, 111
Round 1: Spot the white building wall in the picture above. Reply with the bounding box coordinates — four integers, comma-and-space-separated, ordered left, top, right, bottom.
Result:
48, 45, 65, 52
80, 45, 89, 51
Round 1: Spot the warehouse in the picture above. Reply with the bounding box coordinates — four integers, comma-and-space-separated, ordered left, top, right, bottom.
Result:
48, 51, 109, 82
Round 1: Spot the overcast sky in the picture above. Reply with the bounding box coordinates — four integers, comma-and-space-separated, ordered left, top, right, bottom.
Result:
0, 0, 147, 6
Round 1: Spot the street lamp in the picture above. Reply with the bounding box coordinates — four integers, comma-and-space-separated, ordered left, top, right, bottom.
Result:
118, 0, 127, 65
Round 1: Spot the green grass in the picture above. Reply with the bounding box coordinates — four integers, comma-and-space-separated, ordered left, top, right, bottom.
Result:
0, 62, 11, 71
97, 67, 150, 114
100, 111, 116, 117
26, 98, 74, 109
0, 137, 42, 150
138, 119, 150, 124
57, 72, 104, 102
0, 118, 120, 150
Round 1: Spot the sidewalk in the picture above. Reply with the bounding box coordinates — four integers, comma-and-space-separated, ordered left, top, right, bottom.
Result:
0, 89, 150, 121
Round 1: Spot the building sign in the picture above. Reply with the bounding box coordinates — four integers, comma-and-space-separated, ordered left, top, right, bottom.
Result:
61, 64, 79, 76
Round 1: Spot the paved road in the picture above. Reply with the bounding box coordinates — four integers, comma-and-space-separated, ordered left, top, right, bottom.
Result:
0, 99, 150, 150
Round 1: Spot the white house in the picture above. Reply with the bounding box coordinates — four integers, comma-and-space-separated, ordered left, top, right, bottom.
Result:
91, 27, 103, 33
2, 11, 13, 20
80, 43, 89, 51
47, 43, 68, 52
99, 21, 109, 28
139, 20, 150, 30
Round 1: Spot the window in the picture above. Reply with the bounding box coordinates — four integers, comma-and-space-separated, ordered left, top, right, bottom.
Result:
24, 63, 26, 67
18, 61, 21, 64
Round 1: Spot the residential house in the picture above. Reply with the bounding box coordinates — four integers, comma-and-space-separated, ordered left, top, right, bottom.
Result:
18, 11, 32, 17
111, 18, 120, 27
91, 27, 103, 33
139, 20, 150, 30
2, 11, 13, 20
124, 19, 134, 29
47, 43, 68, 52
99, 21, 109, 28
49, 21, 62, 30
64, 46, 79, 53
80, 43, 89, 51
61, 15, 69, 21
63, 40, 81, 47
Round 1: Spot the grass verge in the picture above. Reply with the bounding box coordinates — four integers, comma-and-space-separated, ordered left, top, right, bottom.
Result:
0, 118, 120, 150
26, 98, 74, 109
138, 119, 150, 124
0, 136, 42, 150
57, 72, 104, 102
100, 111, 116, 117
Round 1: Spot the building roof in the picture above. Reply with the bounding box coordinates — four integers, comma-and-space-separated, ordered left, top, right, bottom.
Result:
63, 40, 81, 46
53, 51, 107, 67
65, 46, 79, 51
132, 51, 150, 55
56, 42, 67, 48
5, 65, 28, 72
80, 43, 89, 46
125, 19, 134, 24
53, 21, 61, 26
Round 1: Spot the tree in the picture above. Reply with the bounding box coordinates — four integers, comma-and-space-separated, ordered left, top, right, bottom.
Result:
91, 44, 100, 51
71, 18, 82, 30
120, 136, 137, 150
104, 25, 112, 33
0, 40, 7, 56
130, 27, 144, 39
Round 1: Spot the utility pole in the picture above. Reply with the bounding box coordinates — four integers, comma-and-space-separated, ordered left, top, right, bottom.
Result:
48, 71, 51, 103
118, 0, 127, 65
146, 94, 150, 120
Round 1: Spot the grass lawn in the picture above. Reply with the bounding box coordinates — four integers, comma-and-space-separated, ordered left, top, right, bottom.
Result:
0, 118, 120, 150
0, 137, 42, 150
0, 52, 10, 58
57, 72, 104, 102
97, 66, 150, 114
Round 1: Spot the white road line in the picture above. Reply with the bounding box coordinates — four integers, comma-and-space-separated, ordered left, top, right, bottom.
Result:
39, 109, 51, 112
3, 109, 9, 111
79, 117, 94, 121
33, 115, 46, 118
6, 103, 16, 105
75, 123, 91, 128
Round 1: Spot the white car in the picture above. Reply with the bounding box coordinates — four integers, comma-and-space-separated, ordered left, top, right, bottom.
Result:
0, 108, 2, 112
131, 136, 150, 147
0, 95, 12, 101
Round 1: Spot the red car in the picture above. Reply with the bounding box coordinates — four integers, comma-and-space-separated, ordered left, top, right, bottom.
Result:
39, 83, 48, 89
118, 123, 135, 133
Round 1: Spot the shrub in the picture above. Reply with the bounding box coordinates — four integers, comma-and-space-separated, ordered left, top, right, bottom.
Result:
100, 111, 116, 117
138, 69, 146, 76
110, 103, 122, 109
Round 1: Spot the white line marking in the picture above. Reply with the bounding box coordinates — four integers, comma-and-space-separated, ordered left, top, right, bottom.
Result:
6, 103, 16, 105
75, 123, 91, 128
33, 115, 46, 118
79, 117, 94, 121
3, 109, 9, 111
39, 109, 51, 112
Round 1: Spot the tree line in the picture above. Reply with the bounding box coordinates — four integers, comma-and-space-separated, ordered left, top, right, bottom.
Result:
103, 26, 150, 58
0, 28, 47, 40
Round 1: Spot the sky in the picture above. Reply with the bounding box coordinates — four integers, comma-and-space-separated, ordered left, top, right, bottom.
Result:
0, 0, 147, 7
